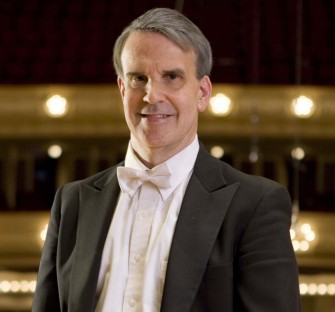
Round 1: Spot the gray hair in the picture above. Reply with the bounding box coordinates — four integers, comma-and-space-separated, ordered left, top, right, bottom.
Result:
113, 7, 213, 80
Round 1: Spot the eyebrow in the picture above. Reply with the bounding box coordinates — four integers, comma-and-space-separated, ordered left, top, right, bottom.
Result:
161, 69, 185, 76
125, 71, 144, 78
125, 68, 186, 78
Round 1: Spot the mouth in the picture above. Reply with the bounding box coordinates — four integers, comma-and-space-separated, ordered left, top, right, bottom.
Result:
140, 114, 172, 122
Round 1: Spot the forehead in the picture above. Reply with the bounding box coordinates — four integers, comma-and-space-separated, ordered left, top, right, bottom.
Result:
121, 31, 196, 70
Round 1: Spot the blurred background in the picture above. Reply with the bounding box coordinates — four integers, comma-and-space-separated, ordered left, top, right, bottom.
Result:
0, 0, 335, 311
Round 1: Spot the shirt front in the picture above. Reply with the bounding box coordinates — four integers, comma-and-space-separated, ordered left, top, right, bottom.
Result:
94, 137, 199, 312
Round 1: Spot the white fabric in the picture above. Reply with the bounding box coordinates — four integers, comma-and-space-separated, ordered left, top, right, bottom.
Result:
117, 163, 172, 197
94, 137, 199, 312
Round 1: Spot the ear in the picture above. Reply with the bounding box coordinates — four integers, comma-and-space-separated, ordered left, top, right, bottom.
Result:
197, 75, 212, 112
117, 76, 125, 100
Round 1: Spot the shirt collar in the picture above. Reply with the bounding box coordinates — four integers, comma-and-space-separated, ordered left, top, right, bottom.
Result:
124, 136, 199, 201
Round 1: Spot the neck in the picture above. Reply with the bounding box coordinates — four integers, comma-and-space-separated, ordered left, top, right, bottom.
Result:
132, 146, 174, 169
130, 136, 196, 169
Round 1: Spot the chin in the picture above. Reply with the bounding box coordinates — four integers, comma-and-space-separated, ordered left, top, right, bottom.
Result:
143, 136, 172, 149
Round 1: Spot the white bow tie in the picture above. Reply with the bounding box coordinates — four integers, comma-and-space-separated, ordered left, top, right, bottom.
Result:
117, 163, 172, 197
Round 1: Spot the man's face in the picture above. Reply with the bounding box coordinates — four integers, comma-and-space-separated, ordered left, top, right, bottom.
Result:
118, 31, 211, 159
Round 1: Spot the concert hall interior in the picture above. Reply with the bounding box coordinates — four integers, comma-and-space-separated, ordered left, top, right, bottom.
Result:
0, 1, 335, 311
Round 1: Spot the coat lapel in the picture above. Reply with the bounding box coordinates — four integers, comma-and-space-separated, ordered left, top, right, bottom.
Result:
161, 148, 239, 312
69, 167, 121, 312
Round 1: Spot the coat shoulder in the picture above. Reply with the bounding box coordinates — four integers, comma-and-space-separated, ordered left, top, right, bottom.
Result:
61, 162, 122, 193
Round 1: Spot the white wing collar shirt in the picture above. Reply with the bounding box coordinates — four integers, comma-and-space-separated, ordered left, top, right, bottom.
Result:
94, 136, 200, 312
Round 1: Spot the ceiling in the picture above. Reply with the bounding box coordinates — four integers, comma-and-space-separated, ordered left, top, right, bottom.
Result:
1, 0, 335, 85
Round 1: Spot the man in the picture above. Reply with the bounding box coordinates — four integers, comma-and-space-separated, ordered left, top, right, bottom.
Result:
32, 7, 301, 312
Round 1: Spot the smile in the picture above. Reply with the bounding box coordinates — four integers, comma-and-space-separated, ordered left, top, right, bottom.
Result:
139, 114, 173, 122
141, 114, 171, 118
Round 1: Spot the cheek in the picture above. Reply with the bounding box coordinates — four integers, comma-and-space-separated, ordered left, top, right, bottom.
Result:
121, 98, 134, 124
123, 88, 143, 105
178, 94, 201, 116
122, 92, 137, 112
122, 97, 142, 128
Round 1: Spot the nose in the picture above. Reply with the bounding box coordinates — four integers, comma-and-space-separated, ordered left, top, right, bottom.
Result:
143, 79, 164, 104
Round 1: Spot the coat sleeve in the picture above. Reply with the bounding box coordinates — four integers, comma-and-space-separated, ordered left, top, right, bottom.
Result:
31, 186, 63, 312
237, 183, 301, 311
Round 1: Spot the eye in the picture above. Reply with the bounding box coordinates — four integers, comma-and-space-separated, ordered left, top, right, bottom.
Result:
164, 72, 180, 80
128, 74, 147, 88
162, 70, 185, 89
131, 75, 147, 83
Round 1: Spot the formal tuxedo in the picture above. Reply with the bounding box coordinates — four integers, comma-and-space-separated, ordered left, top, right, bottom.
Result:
32, 145, 300, 312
